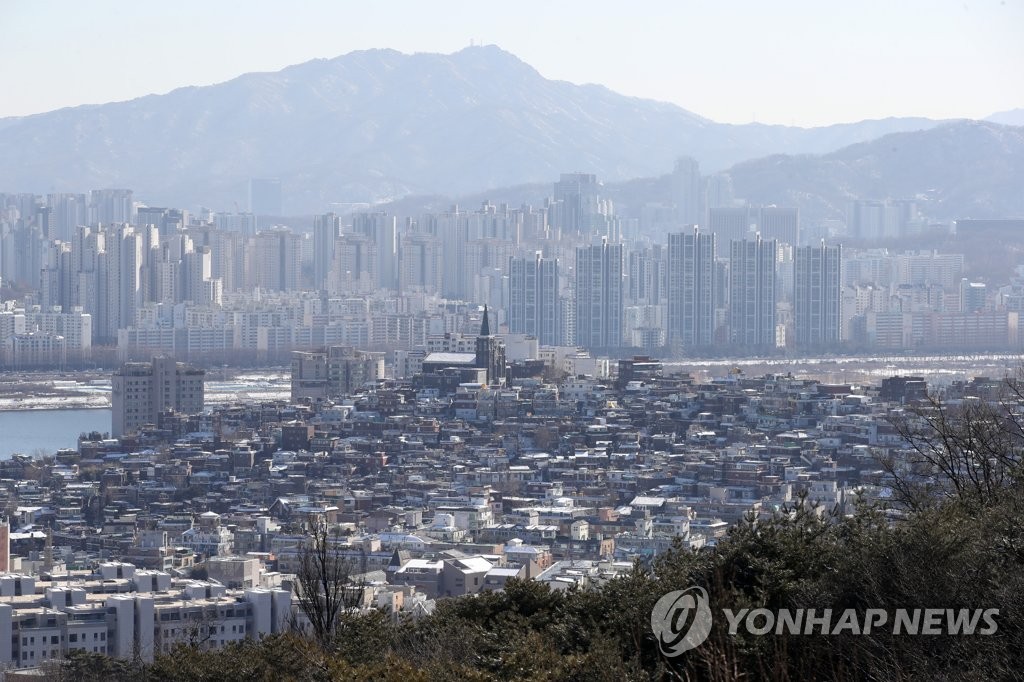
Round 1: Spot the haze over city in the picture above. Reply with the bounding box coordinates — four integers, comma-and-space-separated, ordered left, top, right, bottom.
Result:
2, 0, 1022, 125
0, 3, 1022, 679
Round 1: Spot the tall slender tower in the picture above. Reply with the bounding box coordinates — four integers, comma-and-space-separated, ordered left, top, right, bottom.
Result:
667, 228, 716, 349
313, 212, 341, 290
794, 242, 843, 348
352, 212, 398, 291
574, 240, 623, 350
508, 252, 561, 346
671, 157, 702, 226
729, 235, 778, 349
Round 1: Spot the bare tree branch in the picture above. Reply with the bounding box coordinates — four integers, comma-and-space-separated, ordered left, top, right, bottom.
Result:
294, 516, 361, 647
884, 374, 1024, 510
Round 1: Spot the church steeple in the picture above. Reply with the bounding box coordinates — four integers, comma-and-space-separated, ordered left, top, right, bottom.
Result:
475, 304, 505, 385
480, 305, 490, 337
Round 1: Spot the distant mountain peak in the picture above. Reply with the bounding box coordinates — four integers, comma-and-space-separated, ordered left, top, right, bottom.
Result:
0, 47, 963, 212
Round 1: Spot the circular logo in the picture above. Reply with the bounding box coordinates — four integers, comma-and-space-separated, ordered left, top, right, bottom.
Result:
651, 586, 713, 657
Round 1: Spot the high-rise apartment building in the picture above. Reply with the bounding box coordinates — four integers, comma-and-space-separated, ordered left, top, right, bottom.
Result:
758, 206, 800, 246
508, 253, 561, 346
90, 189, 134, 226
705, 173, 735, 210
98, 225, 144, 343
213, 212, 257, 237
290, 346, 386, 402
960, 279, 987, 313
849, 200, 919, 241
111, 357, 205, 436
671, 157, 702, 226
708, 206, 752, 245
331, 233, 377, 294
399, 232, 442, 294
552, 173, 605, 235
575, 240, 623, 350
628, 245, 666, 306
252, 228, 302, 292
729, 235, 778, 349
352, 212, 398, 291
135, 207, 186, 236
793, 243, 843, 348
312, 213, 341, 289
667, 228, 716, 348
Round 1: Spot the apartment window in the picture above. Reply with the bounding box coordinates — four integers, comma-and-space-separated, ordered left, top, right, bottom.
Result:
69, 634, 78, 642
51, 636, 58, 644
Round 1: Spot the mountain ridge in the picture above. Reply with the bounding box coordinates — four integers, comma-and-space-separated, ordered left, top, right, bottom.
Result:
373, 120, 1024, 225
0, 45, 968, 212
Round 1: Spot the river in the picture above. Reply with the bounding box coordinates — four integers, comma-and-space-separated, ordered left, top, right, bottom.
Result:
0, 408, 111, 459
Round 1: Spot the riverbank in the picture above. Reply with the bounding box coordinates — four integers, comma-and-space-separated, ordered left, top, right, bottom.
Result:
0, 408, 112, 458
0, 369, 291, 411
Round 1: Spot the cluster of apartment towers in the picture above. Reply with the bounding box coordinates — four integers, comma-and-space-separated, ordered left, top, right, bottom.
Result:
0, 161, 839, 356
505, 168, 841, 352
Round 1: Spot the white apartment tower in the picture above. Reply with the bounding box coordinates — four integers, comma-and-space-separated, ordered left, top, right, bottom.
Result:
667, 228, 716, 348
508, 253, 561, 346
729, 235, 778, 349
99, 225, 144, 343
794, 242, 843, 348
574, 240, 623, 350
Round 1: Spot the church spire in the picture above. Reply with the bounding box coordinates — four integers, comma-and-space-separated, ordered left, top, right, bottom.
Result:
480, 305, 490, 336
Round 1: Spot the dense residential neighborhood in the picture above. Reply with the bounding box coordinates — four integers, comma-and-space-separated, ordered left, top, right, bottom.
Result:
0, 317, 1002, 669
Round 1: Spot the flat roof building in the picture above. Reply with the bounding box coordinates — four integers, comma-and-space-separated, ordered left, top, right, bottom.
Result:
111, 357, 204, 437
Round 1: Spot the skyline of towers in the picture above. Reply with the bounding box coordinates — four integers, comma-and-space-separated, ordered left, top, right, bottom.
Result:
27, 165, 996, 360
2, 189, 855, 358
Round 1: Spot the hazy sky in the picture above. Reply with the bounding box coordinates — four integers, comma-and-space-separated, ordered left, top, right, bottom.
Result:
1, 0, 1021, 126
